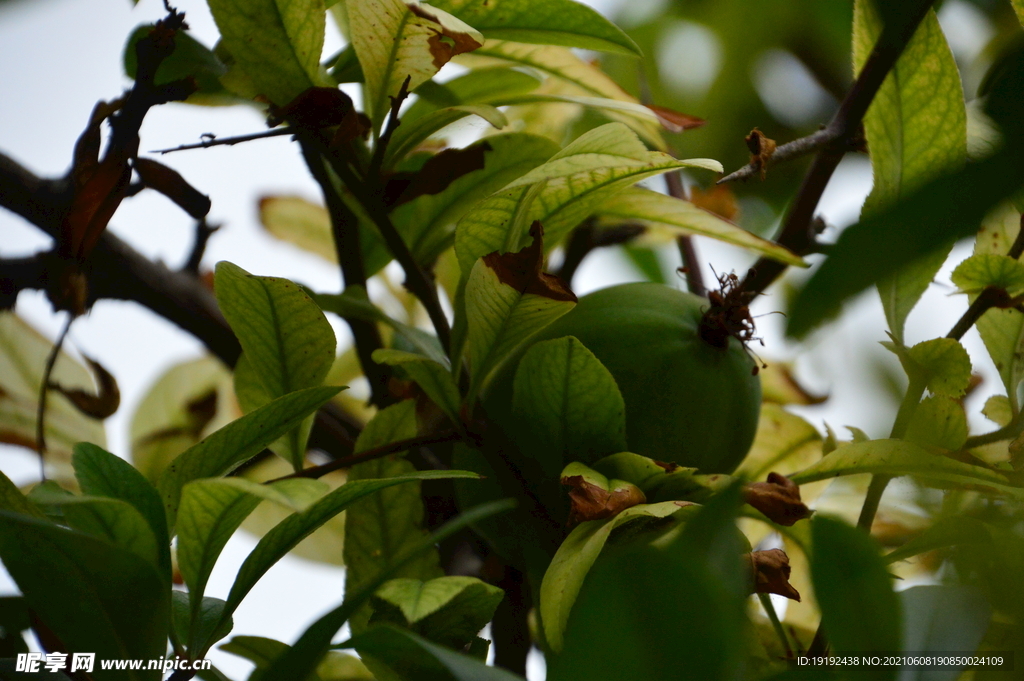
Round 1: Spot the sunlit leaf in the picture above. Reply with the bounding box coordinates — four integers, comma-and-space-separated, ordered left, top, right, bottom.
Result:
348, 0, 483, 128
215, 261, 337, 469
0, 312, 106, 474
595, 188, 804, 266
207, 0, 327, 105
951, 253, 1024, 296
854, 2, 965, 343
427, 0, 639, 55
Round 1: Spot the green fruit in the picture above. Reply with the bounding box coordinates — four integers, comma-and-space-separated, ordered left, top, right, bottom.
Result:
503, 282, 761, 474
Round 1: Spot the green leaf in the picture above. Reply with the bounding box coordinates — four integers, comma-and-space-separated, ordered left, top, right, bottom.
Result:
540, 500, 695, 652
983, 394, 1013, 427
853, 2, 965, 342
369, 576, 504, 648
511, 336, 626, 474
344, 401, 444, 636
72, 442, 171, 576
463, 243, 577, 401
0, 468, 45, 519
547, 487, 747, 681
454, 123, 721, 273
904, 338, 972, 397
951, 253, 1024, 296
811, 515, 900, 679
215, 261, 338, 470
903, 396, 968, 451
206, 0, 326, 105
314, 287, 448, 365
0, 510, 168, 680
157, 385, 342, 532
172, 591, 234, 656
348, 0, 483, 128
0, 311, 107, 472
123, 24, 229, 102
789, 439, 1023, 498
344, 625, 523, 681
130, 356, 233, 482
458, 42, 665, 148
900, 585, 990, 675
382, 104, 508, 169
226, 468, 476, 621
371, 350, 461, 423
426, 0, 639, 56
595, 188, 804, 266
256, 499, 515, 681
390, 134, 560, 263
176, 477, 328, 621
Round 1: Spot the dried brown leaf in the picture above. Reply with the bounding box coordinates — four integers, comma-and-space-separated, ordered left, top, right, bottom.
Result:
744, 472, 812, 526
483, 222, 577, 302
49, 355, 120, 420
747, 548, 801, 601
562, 475, 646, 526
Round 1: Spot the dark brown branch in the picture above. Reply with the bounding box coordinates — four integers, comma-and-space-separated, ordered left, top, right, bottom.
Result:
183, 218, 219, 274
153, 127, 295, 155
313, 138, 453, 353
664, 170, 706, 297
299, 139, 393, 408
266, 429, 462, 482
0, 150, 363, 461
367, 75, 411, 184
742, 0, 938, 297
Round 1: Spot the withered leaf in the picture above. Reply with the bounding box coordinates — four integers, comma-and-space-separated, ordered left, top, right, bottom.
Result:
745, 128, 777, 180
646, 105, 706, 133
744, 472, 812, 526
135, 157, 211, 219
483, 222, 577, 302
49, 355, 120, 420
388, 141, 491, 208
407, 4, 484, 69
563, 474, 646, 526
746, 548, 800, 601
270, 87, 354, 129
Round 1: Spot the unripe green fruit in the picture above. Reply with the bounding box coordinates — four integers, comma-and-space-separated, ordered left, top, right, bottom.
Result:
503, 282, 761, 474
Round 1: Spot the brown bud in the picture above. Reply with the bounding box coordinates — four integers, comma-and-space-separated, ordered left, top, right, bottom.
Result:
747, 548, 800, 601
563, 475, 646, 527
745, 128, 777, 180
744, 472, 812, 526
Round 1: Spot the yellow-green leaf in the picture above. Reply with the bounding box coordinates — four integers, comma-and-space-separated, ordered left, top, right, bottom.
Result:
951, 253, 1024, 296
426, 0, 639, 56
596, 188, 803, 267
905, 338, 972, 398
207, 0, 326, 105
904, 396, 968, 451
854, 0, 966, 343
348, 0, 483, 128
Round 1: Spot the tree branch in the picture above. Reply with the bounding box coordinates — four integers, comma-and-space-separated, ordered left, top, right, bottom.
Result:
664, 170, 706, 297
742, 0, 938, 297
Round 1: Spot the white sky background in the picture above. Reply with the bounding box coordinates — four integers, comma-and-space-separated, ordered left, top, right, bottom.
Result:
0, 0, 1001, 678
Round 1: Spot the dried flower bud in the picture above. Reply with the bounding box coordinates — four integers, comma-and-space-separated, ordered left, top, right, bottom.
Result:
744, 472, 812, 526
746, 548, 800, 601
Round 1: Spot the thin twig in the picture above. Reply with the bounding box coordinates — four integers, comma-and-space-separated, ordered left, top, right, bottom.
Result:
665, 169, 706, 297
152, 127, 295, 155
742, 0, 938, 297
368, 76, 411, 183
299, 139, 393, 407
266, 429, 462, 482
315, 138, 453, 353
36, 313, 74, 479
718, 129, 840, 185
182, 218, 219, 273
